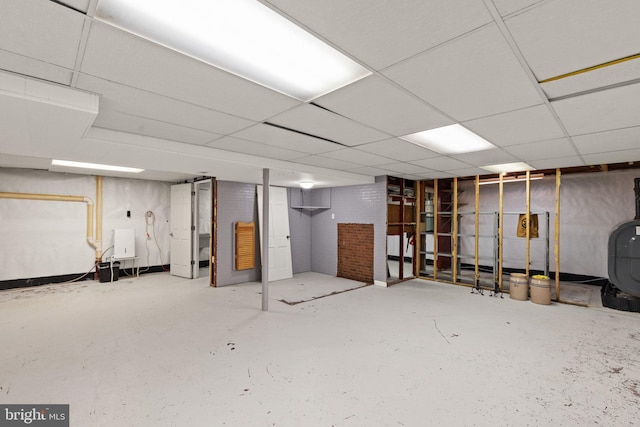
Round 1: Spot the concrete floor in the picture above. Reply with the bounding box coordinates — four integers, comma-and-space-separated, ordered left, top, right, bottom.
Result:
1, 272, 640, 426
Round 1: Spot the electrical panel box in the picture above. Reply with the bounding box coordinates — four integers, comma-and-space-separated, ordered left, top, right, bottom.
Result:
113, 229, 135, 259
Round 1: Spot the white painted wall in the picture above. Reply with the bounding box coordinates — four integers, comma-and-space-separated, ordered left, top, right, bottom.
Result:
458, 169, 639, 278
0, 168, 171, 281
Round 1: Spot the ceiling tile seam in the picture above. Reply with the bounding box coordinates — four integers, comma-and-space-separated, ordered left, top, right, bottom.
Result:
71, 16, 95, 87
0, 66, 71, 87
567, 123, 640, 139
377, 21, 495, 74
498, 0, 552, 20
482, 0, 586, 166
546, 77, 640, 103
261, 122, 349, 147
49, 0, 86, 14
207, 133, 316, 158
350, 147, 436, 163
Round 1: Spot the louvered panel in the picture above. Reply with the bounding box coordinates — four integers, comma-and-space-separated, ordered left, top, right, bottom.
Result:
235, 221, 255, 270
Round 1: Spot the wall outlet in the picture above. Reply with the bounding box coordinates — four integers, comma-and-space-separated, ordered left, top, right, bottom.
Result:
331, 213, 335, 219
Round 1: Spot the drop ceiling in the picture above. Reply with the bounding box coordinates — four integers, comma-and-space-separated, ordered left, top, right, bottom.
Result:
0, 0, 639, 187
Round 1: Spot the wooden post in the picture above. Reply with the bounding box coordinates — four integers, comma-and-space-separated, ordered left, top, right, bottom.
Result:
475, 175, 480, 285
498, 174, 504, 291
555, 169, 561, 301
433, 179, 439, 281
452, 177, 458, 284
415, 181, 422, 277
525, 170, 531, 278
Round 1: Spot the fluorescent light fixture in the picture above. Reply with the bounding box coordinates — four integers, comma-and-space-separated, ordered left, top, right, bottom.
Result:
481, 162, 534, 174
300, 181, 315, 189
52, 160, 144, 173
96, 0, 371, 101
400, 124, 496, 154
479, 173, 544, 185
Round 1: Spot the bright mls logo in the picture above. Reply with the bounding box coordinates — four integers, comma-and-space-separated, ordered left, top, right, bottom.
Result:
0, 405, 68, 426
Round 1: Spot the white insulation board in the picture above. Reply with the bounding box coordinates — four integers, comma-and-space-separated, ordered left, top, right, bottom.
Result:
457, 169, 639, 278
0, 168, 171, 281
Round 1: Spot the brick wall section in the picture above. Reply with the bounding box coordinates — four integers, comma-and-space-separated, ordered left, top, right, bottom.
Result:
337, 223, 374, 284
311, 182, 387, 282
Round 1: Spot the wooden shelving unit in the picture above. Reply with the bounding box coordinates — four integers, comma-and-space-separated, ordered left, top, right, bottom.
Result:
386, 176, 417, 283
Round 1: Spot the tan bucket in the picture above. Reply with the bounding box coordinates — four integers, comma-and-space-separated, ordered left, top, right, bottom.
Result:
530, 275, 551, 305
509, 273, 529, 301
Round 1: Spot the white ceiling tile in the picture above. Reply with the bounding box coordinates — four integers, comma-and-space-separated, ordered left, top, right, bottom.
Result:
528, 156, 585, 170
319, 148, 390, 166
462, 105, 565, 147
268, 104, 389, 146
292, 155, 362, 170
206, 137, 308, 161
572, 126, 640, 155
541, 58, 640, 100
348, 166, 396, 177
582, 149, 640, 166
503, 138, 579, 161
315, 75, 452, 136
505, 0, 640, 80
355, 139, 440, 162
379, 162, 428, 175
0, 0, 85, 69
454, 148, 519, 166
414, 171, 456, 179
80, 22, 300, 121
265, 0, 492, 70
230, 123, 342, 154
410, 156, 472, 171
76, 75, 254, 135
552, 82, 640, 135
383, 24, 542, 121
448, 167, 491, 177
92, 110, 222, 146
0, 50, 72, 86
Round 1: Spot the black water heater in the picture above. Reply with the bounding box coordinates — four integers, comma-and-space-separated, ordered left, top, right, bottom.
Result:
608, 178, 640, 297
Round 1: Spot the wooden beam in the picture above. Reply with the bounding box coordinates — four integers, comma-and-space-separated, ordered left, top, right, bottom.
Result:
498, 174, 504, 291
555, 169, 561, 301
475, 175, 480, 285
452, 177, 458, 283
433, 179, 439, 281
526, 170, 531, 278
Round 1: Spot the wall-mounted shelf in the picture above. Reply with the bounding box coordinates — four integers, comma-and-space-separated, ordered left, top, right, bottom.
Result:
290, 206, 330, 211
290, 187, 330, 210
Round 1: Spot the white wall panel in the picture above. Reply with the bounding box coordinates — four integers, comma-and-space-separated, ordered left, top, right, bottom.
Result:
0, 169, 171, 281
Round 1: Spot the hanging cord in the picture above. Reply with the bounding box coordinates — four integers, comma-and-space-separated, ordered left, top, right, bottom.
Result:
57, 260, 101, 284
144, 210, 168, 271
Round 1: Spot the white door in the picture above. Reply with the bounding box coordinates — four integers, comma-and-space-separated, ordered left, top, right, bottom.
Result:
170, 183, 193, 278
257, 185, 293, 282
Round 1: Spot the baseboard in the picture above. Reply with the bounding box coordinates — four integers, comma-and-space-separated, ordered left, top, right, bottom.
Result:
0, 264, 170, 291
374, 280, 388, 287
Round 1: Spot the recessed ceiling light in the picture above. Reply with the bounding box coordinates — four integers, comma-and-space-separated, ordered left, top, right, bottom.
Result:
96, 0, 371, 101
481, 162, 534, 174
52, 160, 144, 173
400, 124, 496, 154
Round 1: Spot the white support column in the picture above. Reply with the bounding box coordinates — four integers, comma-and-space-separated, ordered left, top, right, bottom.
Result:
262, 169, 269, 311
